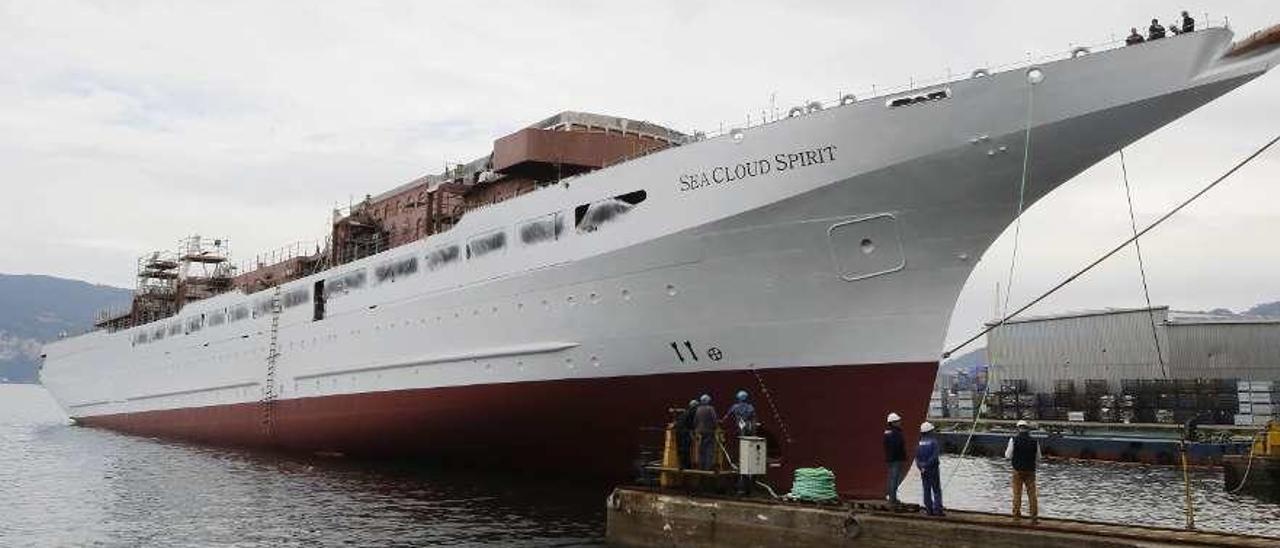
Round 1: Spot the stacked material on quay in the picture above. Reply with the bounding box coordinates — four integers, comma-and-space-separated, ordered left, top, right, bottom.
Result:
1236, 380, 1279, 426
931, 378, 1255, 425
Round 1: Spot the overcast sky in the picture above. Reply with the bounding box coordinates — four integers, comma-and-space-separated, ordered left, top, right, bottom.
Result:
2, 1, 1278, 350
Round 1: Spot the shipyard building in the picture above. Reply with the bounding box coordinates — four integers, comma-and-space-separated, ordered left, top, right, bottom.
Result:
988, 307, 1280, 388
934, 307, 1280, 425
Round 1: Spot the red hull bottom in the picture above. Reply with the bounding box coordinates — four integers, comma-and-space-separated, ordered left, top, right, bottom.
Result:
79, 362, 937, 497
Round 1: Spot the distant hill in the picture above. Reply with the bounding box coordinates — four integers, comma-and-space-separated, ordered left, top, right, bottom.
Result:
941, 346, 987, 377
1244, 301, 1280, 317
0, 274, 131, 383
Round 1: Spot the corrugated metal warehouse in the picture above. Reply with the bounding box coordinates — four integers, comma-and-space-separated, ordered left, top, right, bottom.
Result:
987, 307, 1280, 393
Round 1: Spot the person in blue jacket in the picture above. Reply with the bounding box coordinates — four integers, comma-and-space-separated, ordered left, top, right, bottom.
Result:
916, 421, 944, 516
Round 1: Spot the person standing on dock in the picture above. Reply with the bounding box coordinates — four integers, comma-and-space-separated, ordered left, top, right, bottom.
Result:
693, 394, 718, 470
883, 412, 907, 504
722, 390, 757, 437
1005, 420, 1041, 522
916, 421, 944, 516
675, 399, 698, 469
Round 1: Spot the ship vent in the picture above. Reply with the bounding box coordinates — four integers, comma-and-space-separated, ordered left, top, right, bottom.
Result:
827, 214, 906, 282
886, 88, 950, 108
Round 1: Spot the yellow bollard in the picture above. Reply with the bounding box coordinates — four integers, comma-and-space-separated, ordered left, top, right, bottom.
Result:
661, 422, 678, 488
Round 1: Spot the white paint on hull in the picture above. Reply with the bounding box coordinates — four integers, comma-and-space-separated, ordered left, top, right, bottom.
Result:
41, 29, 1278, 421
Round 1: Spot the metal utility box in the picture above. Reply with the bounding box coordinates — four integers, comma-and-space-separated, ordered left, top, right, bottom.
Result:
739, 436, 767, 476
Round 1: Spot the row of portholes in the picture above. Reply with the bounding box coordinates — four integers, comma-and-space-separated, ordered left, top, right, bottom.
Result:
294, 353, 606, 396
153, 282, 682, 371
333, 283, 677, 332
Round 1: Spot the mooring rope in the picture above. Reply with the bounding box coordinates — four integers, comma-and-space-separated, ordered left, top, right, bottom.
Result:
943, 80, 1037, 489
945, 133, 1280, 359
1118, 148, 1169, 378
1226, 431, 1265, 494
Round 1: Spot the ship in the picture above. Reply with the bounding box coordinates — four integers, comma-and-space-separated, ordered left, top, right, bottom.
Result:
41, 25, 1280, 496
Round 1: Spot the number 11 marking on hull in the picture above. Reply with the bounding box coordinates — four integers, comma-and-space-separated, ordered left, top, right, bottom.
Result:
671, 341, 699, 362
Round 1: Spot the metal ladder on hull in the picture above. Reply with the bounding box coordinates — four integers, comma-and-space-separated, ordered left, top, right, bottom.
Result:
260, 285, 282, 437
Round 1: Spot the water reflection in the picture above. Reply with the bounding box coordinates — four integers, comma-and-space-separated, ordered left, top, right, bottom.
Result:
0, 385, 603, 547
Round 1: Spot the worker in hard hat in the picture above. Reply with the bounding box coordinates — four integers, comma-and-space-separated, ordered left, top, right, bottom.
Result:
1005, 420, 1041, 522
883, 412, 907, 504
723, 390, 758, 494
722, 390, 757, 436
675, 399, 699, 469
693, 394, 718, 470
916, 421, 944, 516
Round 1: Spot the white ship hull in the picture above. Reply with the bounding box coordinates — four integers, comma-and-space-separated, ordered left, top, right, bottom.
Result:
41, 29, 1278, 495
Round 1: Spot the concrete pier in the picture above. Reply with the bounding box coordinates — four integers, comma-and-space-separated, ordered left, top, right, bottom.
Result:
606, 487, 1277, 547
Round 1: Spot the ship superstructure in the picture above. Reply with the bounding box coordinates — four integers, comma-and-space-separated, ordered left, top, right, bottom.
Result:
43, 27, 1280, 496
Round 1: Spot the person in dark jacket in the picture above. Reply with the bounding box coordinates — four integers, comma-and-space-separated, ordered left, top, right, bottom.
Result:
693, 394, 718, 470
722, 390, 757, 436
883, 412, 907, 504
675, 399, 698, 469
1126, 27, 1146, 45
1004, 420, 1041, 521
1181, 11, 1195, 33
1149, 18, 1166, 40
916, 421, 944, 516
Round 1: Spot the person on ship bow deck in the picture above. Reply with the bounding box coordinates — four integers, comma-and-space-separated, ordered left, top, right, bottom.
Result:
883, 412, 907, 505
1126, 27, 1146, 45
1005, 420, 1042, 522
1149, 18, 1166, 40
1181, 11, 1195, 33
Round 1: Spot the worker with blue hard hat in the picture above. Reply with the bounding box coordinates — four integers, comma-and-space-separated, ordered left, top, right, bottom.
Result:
722, 389, 757, 436
722, 389, 759, 494
693, 394, 718, 470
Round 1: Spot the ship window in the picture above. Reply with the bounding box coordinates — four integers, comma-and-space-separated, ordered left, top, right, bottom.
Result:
135, 331, 149, 345
208, 310, 227, 326
519, 213, 565, 246
467, 230, 506, 259
575, 190, 647, 233
326, 269, 367, 298
886, 88, 951, 108
253, 297, 275, 317
426, 244, 460, 271
283, 287, 310, 308
187, 315, 204, 333
153, 326, 166, 341
229, 304, 250, 322
169, 323, 183, 336
374, 256, 419, 283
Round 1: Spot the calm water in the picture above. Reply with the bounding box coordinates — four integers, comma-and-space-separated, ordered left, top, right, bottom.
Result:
3, 384, 1278, 546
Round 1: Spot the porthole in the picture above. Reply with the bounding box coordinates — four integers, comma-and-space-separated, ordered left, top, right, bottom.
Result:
666, 284, 678, 296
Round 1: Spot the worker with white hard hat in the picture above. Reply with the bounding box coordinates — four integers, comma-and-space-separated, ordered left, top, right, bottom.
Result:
1005, 419, 1042, 522
883, 412, 907, 504
916, 421, 944, 516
